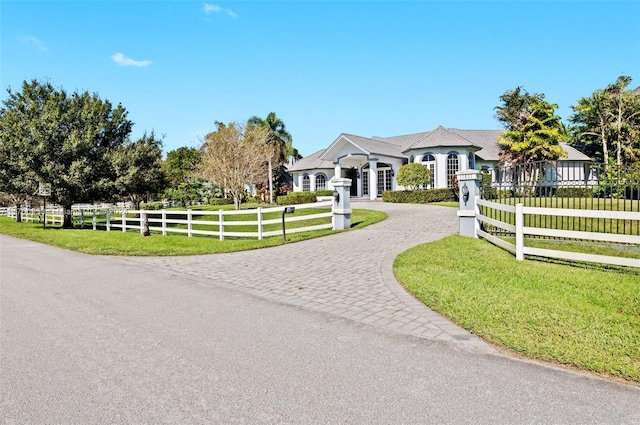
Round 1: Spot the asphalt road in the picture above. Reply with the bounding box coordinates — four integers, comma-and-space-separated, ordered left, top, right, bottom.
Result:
1, 234, 639, 424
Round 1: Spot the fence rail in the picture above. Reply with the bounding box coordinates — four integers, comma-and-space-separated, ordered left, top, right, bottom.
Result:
110, 201, 333, 240
476, 197, 640, 269
3, 201, 335, 240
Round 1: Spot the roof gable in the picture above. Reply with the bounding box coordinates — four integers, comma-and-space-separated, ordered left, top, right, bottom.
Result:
402, 126, 482, 152
319, 133, 405, 161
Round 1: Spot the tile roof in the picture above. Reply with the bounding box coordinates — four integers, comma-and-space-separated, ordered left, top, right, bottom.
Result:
337, 133, 406, 158
560, 143, 592, 161
290, 127, 592, 171
287, 149, 333, 172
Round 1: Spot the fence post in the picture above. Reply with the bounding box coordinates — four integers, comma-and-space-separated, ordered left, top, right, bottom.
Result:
330, 177, 352, 230
219, 209, 224, 241
515, 203, 524, 261
161, 210, 167, 236
106, 210, 111, 231
257, 207, 263, 240
456, 170, 481, 238
122, 210, 127, 232
80, 209, 85, 229
92, 210, 97, 231
187, 209, 192, 237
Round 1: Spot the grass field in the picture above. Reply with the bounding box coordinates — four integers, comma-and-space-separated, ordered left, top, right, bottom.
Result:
0, 208, 386, 256
394, 234, 640, 384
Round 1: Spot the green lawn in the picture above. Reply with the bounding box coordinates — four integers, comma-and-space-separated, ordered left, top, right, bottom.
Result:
394, 234, 640, 383
0, 208, 386, 256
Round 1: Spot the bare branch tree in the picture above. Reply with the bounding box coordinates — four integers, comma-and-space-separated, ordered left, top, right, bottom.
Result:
198, 121, 275, 209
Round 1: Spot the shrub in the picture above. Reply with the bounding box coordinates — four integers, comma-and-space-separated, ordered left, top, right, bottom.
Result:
140, 202, 161, 210
276, 191, 318, 205
382, 188, 457, 203
555, 187, 593, 198
315, 190, 334, 196
210, 198, 234, 206
396, 163, 433, 190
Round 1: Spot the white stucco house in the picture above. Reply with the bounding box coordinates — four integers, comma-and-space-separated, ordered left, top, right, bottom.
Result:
287, 126, 593, 199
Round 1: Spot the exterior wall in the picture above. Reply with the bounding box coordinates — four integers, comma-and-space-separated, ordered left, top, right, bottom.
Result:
406, 148, 474, 189
291, 168, 334, 192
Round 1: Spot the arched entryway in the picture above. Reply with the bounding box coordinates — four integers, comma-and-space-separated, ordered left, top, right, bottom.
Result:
362, 162, 393, 197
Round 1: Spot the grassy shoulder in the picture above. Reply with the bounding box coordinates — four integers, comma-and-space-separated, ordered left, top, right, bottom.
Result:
0, 208, 386, 256
394, 234, 640, 384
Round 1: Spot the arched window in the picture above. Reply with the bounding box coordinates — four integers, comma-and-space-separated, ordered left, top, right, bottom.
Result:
468, 152, 475, 169
315, 173, 327, 191
447, 153, 459, 188
302, 174, 310, 191
421, 153, 436, 189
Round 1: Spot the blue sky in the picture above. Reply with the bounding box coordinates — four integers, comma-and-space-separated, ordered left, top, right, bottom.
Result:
2, 1, 639, 157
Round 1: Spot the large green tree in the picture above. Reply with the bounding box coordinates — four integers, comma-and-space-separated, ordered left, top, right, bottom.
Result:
570, 76, 640, 170
497, 100, 568, 164
494, 86, 545, 132
162, 146, 208, 206
0, 115, 37, 221
164, 146, 202, 187
495, 88, 567, 165
0, 79, 132, 227
112, 131, 167, 210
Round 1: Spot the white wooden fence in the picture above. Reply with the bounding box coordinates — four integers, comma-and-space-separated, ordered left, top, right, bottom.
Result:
2, 202, 335, 240
475, 197, 640, 268
3, 206, 99, 226
109, 201, 333, 240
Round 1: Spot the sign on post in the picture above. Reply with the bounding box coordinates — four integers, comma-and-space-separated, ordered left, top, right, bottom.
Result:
38, 183, 51, 197
39, 183, 51, 229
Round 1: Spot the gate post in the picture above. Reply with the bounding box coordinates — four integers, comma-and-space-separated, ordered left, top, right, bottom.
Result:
331, 177, 352, 230
456, 170, 481, 238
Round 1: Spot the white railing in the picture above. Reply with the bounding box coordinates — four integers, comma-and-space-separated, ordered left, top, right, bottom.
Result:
1, 202, 336, 240
6, 206, 102, 225
5, 207, 66, 225
107, 201, 333, 240
475, 197, 640, 269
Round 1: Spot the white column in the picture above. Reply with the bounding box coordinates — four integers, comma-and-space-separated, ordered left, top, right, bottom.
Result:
334, 164, 342, 180
369, 159, 378, 200
310, 174, 317, 192
297, 173, 304, 192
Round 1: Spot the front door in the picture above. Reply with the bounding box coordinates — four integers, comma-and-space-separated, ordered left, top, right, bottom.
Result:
347, 168, 358, 196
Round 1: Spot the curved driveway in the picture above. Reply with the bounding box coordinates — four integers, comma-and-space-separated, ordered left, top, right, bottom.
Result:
128, 201, 495, 354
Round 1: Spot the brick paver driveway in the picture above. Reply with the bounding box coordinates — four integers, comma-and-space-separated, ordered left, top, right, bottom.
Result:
126, 201, 495, 354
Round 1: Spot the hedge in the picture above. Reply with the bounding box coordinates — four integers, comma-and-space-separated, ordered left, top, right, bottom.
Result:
276, 191, 318, 205
210, 198, 234, 206
315, 190, 334, 196
382, 188, 457, 204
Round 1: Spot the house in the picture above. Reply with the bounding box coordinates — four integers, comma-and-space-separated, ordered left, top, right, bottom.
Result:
287, 126, 593, 199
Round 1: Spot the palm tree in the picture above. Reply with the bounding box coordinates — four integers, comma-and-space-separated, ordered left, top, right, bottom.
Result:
247, 112, 294, 203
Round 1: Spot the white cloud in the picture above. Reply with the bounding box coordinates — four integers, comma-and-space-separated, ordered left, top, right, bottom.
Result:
203, 3, 237, 18
111, 52, 152, 67
22, 35, 48, 52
